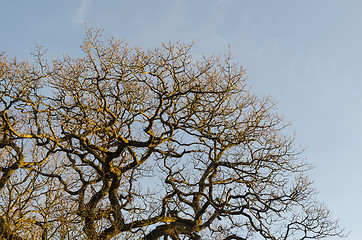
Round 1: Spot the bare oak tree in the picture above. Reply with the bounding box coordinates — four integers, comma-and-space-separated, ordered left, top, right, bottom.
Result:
0, 28, 345, 239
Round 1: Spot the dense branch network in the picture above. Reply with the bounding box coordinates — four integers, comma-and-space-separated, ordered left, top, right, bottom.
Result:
0, 29, 345, 239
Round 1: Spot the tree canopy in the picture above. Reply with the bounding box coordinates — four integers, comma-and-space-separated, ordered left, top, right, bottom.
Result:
0, 28, 345, 239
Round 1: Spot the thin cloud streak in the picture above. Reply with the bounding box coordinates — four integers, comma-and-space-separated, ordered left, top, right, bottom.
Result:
73, 0, 91, 24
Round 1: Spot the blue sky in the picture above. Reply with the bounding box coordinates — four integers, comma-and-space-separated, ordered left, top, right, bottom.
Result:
1, 1, 361, 239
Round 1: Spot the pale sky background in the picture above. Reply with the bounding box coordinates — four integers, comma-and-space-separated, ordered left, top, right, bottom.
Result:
1, 1, 361, 239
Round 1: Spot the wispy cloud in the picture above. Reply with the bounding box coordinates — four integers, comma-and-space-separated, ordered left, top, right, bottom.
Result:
73, 0, 91, 24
